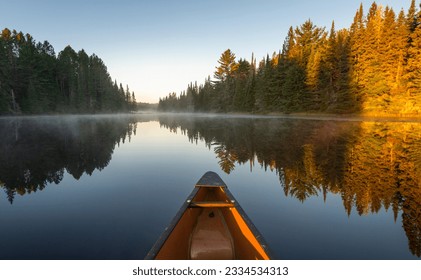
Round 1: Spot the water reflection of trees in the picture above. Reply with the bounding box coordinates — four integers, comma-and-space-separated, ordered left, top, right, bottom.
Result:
0, 116, 137, 204
342, 122, 421, 257
159, 115, 421, 257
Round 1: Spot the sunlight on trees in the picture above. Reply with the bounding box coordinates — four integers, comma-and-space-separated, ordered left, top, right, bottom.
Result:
159, 0, 421, 116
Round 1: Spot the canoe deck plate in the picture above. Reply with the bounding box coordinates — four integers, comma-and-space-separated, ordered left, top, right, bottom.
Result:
195, 171, 227, 188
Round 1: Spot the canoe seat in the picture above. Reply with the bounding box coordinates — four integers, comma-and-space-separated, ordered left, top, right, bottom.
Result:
189, 208, 235, 260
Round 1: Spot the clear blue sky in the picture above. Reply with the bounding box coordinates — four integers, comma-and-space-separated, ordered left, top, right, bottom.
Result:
1, 0, 413, 103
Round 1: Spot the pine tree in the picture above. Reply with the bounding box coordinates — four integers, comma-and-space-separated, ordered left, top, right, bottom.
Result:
293, 20, 326, 67
319, 21, 344, 111
349, 3, 365, 104
356, 3, 389, 112
0, 29, 15, 113
214, 49, 238, 82
232, 59, 252, 111
280, 59, 306, 112
131, 92, 137, 111
77, 49, 90, 111
406, 6, 421, 97
402, 0, 420, 114
254, 55, 275, 111
57, 45, 79, 110
407, 0, 418, 32
213, 49, 239, 111
293, 20, 326, 110
306, 46, 322, 92
393, 10, 409, 93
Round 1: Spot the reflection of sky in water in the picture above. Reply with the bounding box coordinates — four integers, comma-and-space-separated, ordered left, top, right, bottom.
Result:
0, 117, 418, 259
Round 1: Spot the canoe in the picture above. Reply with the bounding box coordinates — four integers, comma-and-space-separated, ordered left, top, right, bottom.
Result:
145, 171, 272, 260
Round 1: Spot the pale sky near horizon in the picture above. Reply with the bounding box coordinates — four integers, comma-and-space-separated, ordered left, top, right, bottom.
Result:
1, 0, 413, 103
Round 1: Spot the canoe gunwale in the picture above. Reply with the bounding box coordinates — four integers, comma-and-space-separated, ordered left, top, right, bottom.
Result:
144, 187, 199, 260
222, 186, 273, 259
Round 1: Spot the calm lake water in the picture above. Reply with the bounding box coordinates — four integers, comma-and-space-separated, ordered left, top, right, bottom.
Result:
0, 113, 420, 260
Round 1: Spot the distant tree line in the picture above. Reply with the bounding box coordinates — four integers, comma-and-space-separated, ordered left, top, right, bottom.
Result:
159, 1, 421, 116
0, 28, 136, 114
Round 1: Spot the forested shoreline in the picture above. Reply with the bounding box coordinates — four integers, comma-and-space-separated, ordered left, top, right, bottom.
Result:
0, 28, 136, 115
159, 1, 421, 116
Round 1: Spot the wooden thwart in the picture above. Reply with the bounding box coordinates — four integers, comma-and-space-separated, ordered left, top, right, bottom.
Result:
189, 201, 235, 208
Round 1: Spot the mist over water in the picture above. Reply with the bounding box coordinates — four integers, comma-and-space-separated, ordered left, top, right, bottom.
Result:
0, 113, 420, 259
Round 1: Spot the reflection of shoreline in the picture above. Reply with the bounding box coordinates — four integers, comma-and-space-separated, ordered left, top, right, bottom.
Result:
159, 115, 421, 257
146, 111, 421, 123
252, 112, 421, 122
0, 116, 138, 204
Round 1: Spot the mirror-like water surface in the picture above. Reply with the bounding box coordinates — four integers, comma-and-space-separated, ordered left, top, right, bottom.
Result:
0, 113, 420, 259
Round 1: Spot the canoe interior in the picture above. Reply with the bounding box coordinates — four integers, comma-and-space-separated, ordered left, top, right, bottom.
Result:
150, 184, 270, 260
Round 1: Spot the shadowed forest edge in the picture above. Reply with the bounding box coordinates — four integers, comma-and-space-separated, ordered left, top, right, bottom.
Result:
0, 30, 137, 114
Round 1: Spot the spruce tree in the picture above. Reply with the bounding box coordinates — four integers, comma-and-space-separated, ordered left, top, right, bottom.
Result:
214, 49, 238, 82
214, 49, 239, 111
406, 7, 421, 97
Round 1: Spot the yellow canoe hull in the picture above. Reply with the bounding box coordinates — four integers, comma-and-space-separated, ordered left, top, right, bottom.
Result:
145, 172, 271, 260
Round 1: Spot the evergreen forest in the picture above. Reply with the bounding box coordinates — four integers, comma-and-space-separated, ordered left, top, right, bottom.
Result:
159, 1, 421, 116
0, 28, 136, 114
